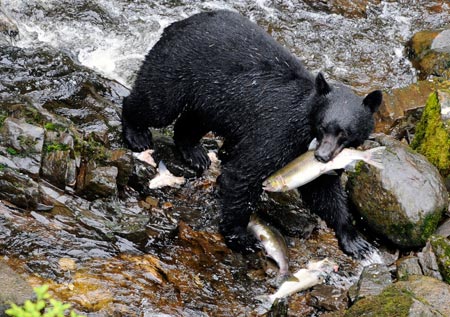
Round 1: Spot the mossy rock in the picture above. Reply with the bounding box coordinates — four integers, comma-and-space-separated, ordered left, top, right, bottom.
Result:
429, 235, 450, 284
407, 29, 450, 80
344, 285, 413, 317
347, 135, 447, 248
411, 91, 450, 178
345, 275, 450, 316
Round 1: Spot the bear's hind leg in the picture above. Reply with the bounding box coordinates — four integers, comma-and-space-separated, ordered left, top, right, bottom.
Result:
174, 111, 211, 175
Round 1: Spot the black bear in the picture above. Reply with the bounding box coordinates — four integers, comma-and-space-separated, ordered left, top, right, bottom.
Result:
122, 10, 382, 258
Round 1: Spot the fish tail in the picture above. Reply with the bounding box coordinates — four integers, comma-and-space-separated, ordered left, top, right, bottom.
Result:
364, 146, 386, 170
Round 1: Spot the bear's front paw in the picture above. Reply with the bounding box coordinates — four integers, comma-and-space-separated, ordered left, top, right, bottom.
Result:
178, 145, 211, 176
339, 234, 374, 260
220, 225, 258, 254
123, 125, 153, 152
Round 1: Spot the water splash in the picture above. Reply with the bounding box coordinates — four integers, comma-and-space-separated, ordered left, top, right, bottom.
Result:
3, 0, 450, 91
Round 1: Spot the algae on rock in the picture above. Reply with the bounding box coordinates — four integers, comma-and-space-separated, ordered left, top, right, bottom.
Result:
411, 91, 450, 179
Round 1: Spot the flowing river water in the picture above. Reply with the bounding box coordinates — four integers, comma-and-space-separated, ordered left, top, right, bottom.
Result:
3, 0, 450, 91
1, 0, 450, 316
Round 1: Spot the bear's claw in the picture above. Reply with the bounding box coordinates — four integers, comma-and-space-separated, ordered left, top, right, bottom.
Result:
179, 145, 211, 176
123, 125, 153, 152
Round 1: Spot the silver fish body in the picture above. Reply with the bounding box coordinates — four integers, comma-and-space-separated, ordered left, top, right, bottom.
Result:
263, 147, 385, 192
267, 258, 337, 304
247, 214, 289, 276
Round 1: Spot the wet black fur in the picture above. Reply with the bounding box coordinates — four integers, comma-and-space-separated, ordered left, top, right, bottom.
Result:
122, 10, 382, 258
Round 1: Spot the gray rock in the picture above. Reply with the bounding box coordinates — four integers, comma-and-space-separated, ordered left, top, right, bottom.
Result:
417, 241, 443, 281
435, 218, 450, 238
0, 261, 34, 315
79, 163, 118, 199
0, 118, 44, 178
397, 275, 450, 316
409, 299, 443, 317
40, 130, 76, 189
0, 167, 39, 209
429, 235, 450, 284
396, 256, 423, 281
431, 29, 450, 53
350, 263, 392, 302
347, 134, 448, 248
346, 276, 450, 316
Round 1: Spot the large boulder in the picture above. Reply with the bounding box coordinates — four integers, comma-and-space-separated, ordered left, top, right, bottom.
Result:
347, 135, 448, 248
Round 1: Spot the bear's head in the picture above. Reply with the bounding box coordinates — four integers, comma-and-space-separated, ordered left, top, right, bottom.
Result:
311, 73, 382, 163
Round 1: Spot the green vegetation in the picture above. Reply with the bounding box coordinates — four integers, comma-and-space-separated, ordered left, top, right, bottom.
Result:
44, 142, 70, 153
44, 122, 66, 132
430, 235, 450, 284
6, 285, 84, 317
344, 285, 413, 317
411, 91, 450, 177
0, 114, 7, 127
6, 147, 18, 156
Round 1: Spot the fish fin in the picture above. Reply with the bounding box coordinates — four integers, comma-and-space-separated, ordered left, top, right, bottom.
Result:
365, 146, 386, 170
324, 170, 338, 176
157, 161, 169, 175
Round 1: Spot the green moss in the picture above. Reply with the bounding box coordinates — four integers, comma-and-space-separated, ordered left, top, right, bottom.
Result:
44, 122, 66, 132
73, 134, 109, 163
45, 142, 70, 152
430, 235, 450, 284
18, 135, 38, 149
0, 114, 7, 127
411, 91, 450, 177
420, 211, 444, 242
0, 163, 6, 171
344, 285, 413, 317
6, 147, 18, 156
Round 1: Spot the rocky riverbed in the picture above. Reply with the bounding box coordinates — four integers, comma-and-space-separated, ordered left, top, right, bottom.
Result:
1, 1, 450, 316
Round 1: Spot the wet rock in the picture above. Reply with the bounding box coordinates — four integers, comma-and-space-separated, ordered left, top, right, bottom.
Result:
307, 284, 348, 312
40, 130, 76, 189
411, 90, 450, 183
347, 135, 448, 248
429, 235, 450, 284
345, 277, 449, 317
374, 80, 437, 135
0, 117, 44, 178
0, 261, 34, 315
0, 167, 39, 209
77, 162, 118, 199
417, 241, 443, 281
303, 0, 380, 18
407, 29, 450, 80
348, 263, 392, 302
396, 256, 422, 281
109, 149, 133, 188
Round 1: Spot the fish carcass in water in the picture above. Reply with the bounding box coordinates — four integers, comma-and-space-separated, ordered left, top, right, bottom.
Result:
247, 214, 289, 276
264, 258, 337, 305
263, 147, 385, 192
149, 161, 185, 189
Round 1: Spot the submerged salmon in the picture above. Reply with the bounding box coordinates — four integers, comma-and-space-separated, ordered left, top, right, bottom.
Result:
248, 214, 289, 276
262, 147, 385, 192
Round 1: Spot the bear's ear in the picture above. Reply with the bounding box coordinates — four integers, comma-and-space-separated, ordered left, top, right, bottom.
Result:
363, 90, 383, 113
315, 72, 331, 95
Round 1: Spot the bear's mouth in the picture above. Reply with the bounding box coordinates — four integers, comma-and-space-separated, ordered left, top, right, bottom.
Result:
314, 135, 344, 163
